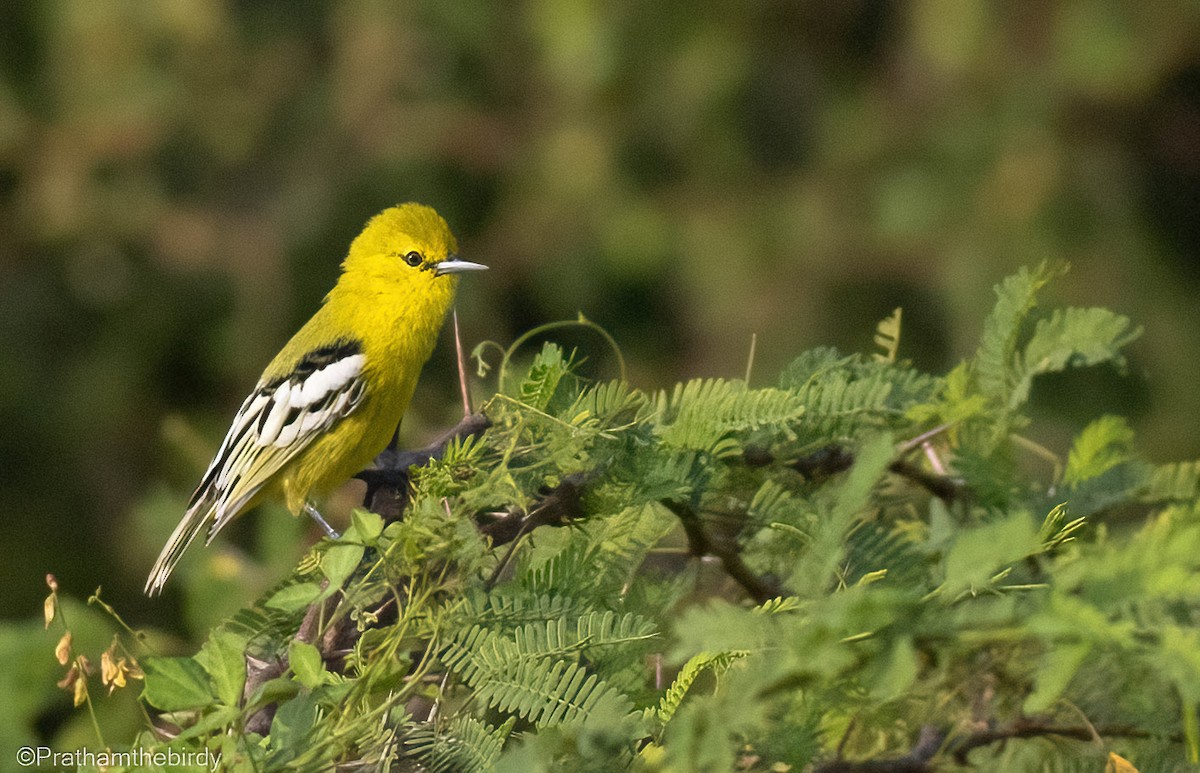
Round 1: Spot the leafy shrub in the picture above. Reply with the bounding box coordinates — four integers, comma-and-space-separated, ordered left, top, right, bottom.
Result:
42, 265, 1199, 771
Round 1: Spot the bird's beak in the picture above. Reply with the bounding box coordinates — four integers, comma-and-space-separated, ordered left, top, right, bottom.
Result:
435, 257, 489, 276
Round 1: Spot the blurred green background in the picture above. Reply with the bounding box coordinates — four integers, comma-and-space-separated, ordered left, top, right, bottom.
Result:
3, 0, 1200, 636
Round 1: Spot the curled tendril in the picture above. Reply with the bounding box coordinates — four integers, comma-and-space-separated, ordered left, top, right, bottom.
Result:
472, 314, 627, 395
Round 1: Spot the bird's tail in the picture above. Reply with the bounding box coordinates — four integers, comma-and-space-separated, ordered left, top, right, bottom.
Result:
144, 496, 217, 596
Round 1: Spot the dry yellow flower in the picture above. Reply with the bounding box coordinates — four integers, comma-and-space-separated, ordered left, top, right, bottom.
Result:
56, 664, 78, 690
100, 644, 143, 695
72, 673, 88, 707
54, 632, 72, 666
101, 649, 118, 686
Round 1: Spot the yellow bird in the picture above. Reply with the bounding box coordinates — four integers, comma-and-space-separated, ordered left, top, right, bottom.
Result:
146, 203, 486, 595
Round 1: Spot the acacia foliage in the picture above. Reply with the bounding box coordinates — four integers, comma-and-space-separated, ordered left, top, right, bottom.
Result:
126, 265, 1197, 771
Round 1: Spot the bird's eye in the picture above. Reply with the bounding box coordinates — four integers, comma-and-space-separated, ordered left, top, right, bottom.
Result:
403, 251, 423, 268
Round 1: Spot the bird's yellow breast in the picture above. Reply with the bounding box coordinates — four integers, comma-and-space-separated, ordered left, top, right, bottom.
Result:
271, 271, 460, 513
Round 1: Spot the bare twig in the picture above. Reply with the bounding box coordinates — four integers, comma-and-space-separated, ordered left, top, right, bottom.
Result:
242, 654, 286, 735
946, 719, 1160, 765
886, 459, 966, 503
453, 308, 472, 417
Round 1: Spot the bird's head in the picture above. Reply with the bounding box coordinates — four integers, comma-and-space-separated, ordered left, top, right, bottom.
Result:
340, 203, 487, 299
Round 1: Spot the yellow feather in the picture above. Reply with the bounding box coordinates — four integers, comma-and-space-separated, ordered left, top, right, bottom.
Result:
145, 203, 483, 595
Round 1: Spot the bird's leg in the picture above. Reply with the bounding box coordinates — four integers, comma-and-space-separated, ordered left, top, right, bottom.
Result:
303, 502, 341, 539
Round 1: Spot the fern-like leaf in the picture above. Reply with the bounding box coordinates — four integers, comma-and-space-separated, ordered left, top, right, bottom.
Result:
1143, 460, 1200, 502
518, 342, 573, 410
974, 262, 1061, 406
472, 655, 632, 727
519, 504, 676, 600
647, 650, 749, 726
841, 521, 928, 587
511, 611, 657, 654
1010, 307, 1141, 409
873, 307, 902, 363
655, 379, 806, 454
1063, 415, 1134, 486
403, 716, 515, 773
458, 591, 590, 629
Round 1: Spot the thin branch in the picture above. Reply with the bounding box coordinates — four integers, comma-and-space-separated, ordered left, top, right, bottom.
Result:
356, 412, 491, 521
886, 459, 966, 503
816, 726, 943, 773
814, 719, 1174, 773
453, 308, 472, 417
744, 332, 757, 384
479, 473, 589, 588
744, 444, 968, 504
659, 498, 781, 604
947, 719, 1163, 765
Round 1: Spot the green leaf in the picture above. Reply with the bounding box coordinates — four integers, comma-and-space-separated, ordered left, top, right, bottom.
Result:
349, 508, 385, 544
264, 581, 323, 612
942, 513, 1039, 596
405, 715, 515, 773
871, 636, 918, 700
1144, 460, 1200, 502
668, 601, 777, 662
649, 650, 749, 725
834, 433, 895, 520
245, 676, 302, 710
655, 378, 806, 454
195, 628, 248, 706
873, 307, 902, 363
475, 658, 632, 727
321, 542, 365, 590
141, 656, 215, 711
518, 342, 569, 410
172, 704, 242, 742
662, 666, 765, 773
289, 640, 326, 690
1024, 642, 1090, 713
1063, 415, 1135, 486
907, 360, 985, 426
790, 433, 894, 596
269, 691, 319, 755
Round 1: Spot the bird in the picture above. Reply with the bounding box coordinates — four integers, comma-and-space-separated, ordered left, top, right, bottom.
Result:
145, 203, 486, 595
